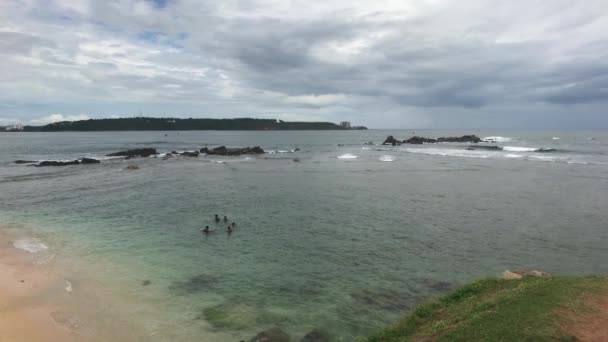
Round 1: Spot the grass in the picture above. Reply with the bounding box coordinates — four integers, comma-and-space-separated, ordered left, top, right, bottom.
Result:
366, 276, 608, 342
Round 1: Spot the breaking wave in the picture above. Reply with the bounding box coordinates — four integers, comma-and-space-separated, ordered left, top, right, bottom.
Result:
379, 155, 396, 162
482, 136, 512, 142
337, 153, 358, 159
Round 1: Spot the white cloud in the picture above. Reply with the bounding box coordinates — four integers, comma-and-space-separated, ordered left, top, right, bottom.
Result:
30, 114, 90, 125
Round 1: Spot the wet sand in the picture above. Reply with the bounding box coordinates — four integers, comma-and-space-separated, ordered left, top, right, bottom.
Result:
0, 234, 82, 342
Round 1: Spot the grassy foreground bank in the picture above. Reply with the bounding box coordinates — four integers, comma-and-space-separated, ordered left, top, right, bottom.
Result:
367, 276, 608, 341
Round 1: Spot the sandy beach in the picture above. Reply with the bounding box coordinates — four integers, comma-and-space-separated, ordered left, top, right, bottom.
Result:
0, 232, 83, 342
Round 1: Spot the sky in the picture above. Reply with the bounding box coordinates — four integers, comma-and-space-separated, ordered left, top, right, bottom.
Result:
0, 0, 607, 128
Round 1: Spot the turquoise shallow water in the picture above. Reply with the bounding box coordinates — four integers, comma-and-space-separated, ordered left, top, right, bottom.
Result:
1, 130, 608, 341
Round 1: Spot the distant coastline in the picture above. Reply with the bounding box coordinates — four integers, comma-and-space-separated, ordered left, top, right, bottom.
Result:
7, 117, 368, 132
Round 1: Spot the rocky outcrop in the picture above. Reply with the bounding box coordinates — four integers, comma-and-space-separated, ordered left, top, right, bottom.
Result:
36, 160, 80, 167
14, 160, 37, 164
466, 145, 502, 151
249, 327, 290, 342
436, 135, 481, 143
300, 331, 329, 342
106, 148, 157, 158
403, 136, 436, 144
81, 158, 101, 164
398, 135, 482, 144
180, 151, 200, 157
502, 270, 550, 280
201, 146, 265, 156
382, 136, 400, 146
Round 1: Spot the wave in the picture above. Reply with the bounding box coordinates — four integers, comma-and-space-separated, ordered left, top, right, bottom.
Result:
379, 155, 396, 162
403, 148, 494, 159
552, 137, 560, 140
337, 153, 358, 159
13, 238, 49, 253
482, 136, 512, 142
503, 146, 537, 152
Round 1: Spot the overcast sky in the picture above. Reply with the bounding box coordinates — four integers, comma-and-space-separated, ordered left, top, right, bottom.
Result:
1, 0, 607, 128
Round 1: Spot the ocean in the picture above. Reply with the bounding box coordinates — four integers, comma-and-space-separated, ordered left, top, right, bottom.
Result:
1, 129, 607, 341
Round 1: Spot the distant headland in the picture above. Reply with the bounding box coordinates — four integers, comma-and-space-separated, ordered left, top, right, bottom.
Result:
7, 117, 367, 132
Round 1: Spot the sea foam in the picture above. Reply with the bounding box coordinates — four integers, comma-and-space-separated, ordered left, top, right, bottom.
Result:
379, 155, 396, 162
13, 238, 49, 253
482, 136, 512, 142
337, 153, 358, 159
503, 146, 537, 152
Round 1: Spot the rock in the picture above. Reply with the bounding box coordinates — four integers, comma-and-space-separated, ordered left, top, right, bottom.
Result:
403, 136, 436, 144
80, 158, 100, 164
14, 160, 37, 164
300, 330, 329, 342
436, 135, 481, 143
466, 145, 502, 151
501, 271, 523, 280
36, 160, 80, 167
180, 151, 200, 157
205, 146, 265, 156
106, 148, 157, 158
293, 158, 300, 162
382, 136, 400, 146
402, 135, 481, 144
249, 327, 290, 342
171, 150, 178, 154
126, 165, 139, 170
363, 141, 374, 145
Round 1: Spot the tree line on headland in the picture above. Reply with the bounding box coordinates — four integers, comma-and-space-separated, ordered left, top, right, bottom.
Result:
20, 117, 367, 131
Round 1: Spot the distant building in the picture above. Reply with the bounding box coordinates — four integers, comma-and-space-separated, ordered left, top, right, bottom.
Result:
340, 121, 351, 129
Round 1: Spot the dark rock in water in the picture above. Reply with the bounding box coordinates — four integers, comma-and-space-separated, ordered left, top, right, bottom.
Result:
293, 147, 300, 152
169, 274, 219, 294
171, 150, 178, 154
205, 146, 265, 156
36, 160, 80, 167
293, 158, 300, 162
351, 288, 411, 312
126, 164, 139, 170
382, 135, 400, 146
466, 145, 502, 151
300, 330, 329, 342
106, 148, 157, 158
250, 327, 290, 342
403, 136, 436, 144
403, 135, 481, 144
14, 160, 37, 164
180, 151, 200, 157
536, 148, 558, 153
80, 157, 101, 164
436, 135, 481, 143
141, 280, 151, 286
363, 141, 374, 145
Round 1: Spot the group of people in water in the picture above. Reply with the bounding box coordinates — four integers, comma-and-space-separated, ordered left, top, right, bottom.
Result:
201, 214, 236, 234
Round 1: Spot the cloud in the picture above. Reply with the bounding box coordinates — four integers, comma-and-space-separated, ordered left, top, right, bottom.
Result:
30, 114, 91, 125
0, 0, 607, 128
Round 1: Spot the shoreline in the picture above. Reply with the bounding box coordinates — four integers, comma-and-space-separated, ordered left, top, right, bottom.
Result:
0, 231, 83, 341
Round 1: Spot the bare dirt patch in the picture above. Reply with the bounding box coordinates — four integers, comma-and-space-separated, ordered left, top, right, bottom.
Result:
561, 294, 608, 342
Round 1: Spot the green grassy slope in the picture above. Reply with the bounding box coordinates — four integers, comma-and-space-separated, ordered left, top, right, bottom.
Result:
367, 276, 608, 342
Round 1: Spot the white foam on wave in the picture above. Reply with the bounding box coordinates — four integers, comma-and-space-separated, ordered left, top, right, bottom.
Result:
379, 155, 396, 162
505, 154, 524, 158
404, 148, 494, 159
337, 153, 358, 159
361, 147, 371, 150
552, 137, 560, 140
503, 146, 537, 152
482, 136, 512, 142
13, 238, 49, 253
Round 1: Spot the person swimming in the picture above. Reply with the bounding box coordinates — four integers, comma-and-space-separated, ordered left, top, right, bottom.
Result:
201, 225, 213, 234
223, 215, 228, 223
231, 222, 236, 227
226, 226, 233, 234
214, 214, 220, 223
